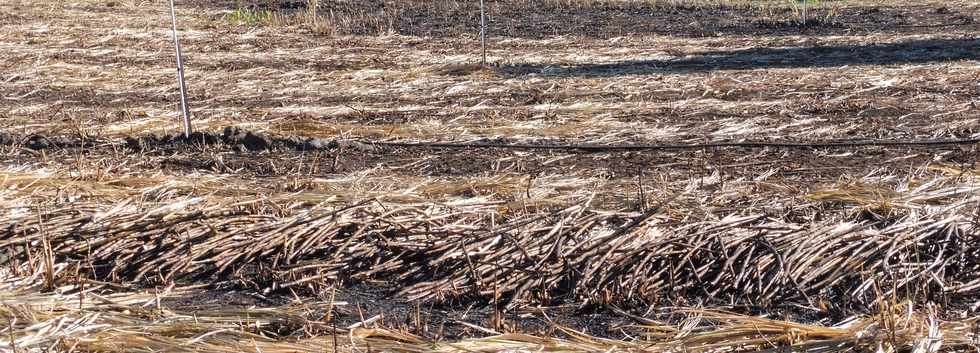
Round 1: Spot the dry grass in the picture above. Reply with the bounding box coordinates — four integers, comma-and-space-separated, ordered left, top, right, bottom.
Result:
3, 0, 980, 143
4, 0, 980, 351
3, 271, 978, 352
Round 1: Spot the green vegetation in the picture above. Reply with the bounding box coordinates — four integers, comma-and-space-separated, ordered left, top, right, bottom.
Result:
227, 8, 280, 26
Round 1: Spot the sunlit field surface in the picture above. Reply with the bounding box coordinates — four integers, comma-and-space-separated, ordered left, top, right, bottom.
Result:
3, 0, 980, 351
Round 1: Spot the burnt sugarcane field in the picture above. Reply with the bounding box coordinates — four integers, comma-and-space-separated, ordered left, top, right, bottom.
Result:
3, 0, 980, 352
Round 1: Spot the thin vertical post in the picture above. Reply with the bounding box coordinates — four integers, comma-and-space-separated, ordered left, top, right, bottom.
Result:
801, 0, 807, 26
169, 0, 192, 138
480, 0, 487, 66
310, 0, 318, 26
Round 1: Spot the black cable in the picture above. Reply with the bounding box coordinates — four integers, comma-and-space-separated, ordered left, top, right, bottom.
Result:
367, 137, 980, 152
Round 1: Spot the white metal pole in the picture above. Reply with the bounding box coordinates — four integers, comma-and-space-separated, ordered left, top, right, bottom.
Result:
480, 0, 487, 66
801, 0, 807, 26
169, 0, 192, 138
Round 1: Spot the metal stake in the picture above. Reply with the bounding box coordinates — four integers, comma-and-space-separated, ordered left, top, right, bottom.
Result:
480, 0, 487, 66
801, 0, 807, 26
169, 0, 192, 138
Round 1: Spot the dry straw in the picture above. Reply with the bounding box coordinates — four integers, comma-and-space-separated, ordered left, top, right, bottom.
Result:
2, 274, 978, 352
2, 182, 979, 311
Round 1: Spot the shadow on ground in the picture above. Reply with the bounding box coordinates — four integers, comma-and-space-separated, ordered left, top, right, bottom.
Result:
499, 38, 980, 77
191, 0, 974, 39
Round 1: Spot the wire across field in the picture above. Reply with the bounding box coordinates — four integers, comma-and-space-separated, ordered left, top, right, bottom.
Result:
3, 0, 980, 351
